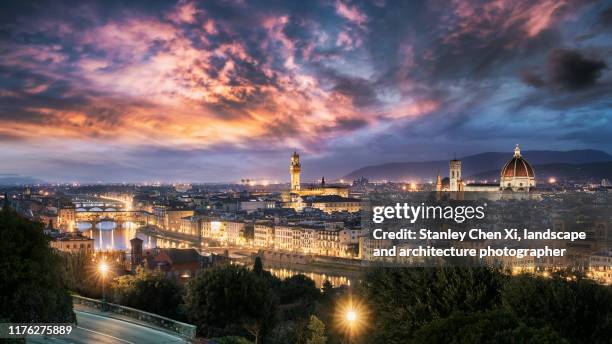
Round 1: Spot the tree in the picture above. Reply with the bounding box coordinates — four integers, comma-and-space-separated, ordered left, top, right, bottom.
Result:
185, 265, 278, 342
361, 267, 504, 343
111, 268, 184, 320
502, 274, 612, 343
253, 256, 263, 277
306, 315, 327, 344
62, 251, 101, 298
276, 274, 319, 305
412, 309, 566, 344
0, 206, 75, 323
321, 280, 333, 298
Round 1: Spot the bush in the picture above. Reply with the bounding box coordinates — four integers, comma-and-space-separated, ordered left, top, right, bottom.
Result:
185, 265, 278, 341
111, 268, 184, 320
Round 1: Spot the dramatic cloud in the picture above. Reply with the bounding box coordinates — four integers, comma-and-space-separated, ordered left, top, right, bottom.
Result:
0, 0, 610, 182
548, 49, 607, 90
523, 49, 607, 90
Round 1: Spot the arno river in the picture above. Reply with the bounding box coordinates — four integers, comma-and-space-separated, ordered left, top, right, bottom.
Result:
77, 221, 357, 287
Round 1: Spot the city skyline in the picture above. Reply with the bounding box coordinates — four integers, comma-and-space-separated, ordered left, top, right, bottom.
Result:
1, 0, 612, 182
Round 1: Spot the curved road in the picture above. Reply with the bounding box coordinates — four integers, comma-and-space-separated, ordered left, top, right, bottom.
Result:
28, 310, 186, 344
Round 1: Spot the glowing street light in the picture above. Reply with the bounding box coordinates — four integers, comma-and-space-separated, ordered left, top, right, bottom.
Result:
346, 309, 357, 323
337, 296, 367, 344
98, 262, 109, 302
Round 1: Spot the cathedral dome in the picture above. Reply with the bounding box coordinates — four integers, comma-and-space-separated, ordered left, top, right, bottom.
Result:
500, 145, 535, 191
501, 148, 534, 178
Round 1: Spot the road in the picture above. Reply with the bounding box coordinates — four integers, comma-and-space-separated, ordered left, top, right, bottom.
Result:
28, 310, 186, 344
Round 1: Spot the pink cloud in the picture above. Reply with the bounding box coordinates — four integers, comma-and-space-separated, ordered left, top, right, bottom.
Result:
443, 0, 585, 43
0, 4, 443, 154
335, 0, 367, 25
167, 1, 198, 24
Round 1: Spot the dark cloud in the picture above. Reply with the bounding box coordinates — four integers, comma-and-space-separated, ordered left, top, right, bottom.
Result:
598, 6, 612, 28
331, 76, 380, 108
521, 71, 546, 88
520, 49, 607, 91
548, 49, 607, 90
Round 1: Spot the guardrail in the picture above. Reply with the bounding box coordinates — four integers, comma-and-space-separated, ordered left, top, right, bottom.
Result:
72, 295, 196, 339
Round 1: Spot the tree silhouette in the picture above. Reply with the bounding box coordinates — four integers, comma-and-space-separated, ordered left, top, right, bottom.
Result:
0, 206, 75, 323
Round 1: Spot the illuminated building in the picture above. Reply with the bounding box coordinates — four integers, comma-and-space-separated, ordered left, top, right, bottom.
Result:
435, 171, 442, 192
500, 145, 536, 191
290, 151, 301, 191
50, 232, 94, 253
298, 195, 361, 213
445, 145, 537, 193
57, 205, 76, 232
272, 223, 356, 257
281, 151, 352, 210
166, 209, 195, 232
254, 222, 275, 248
449, 159, 463, 191
225, 221, 245, 245
589, 251, 612, 285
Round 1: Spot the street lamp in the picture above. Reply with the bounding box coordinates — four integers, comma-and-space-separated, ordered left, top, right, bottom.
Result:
337, 296, 366, 344
98, 262, 109, 302
346, 309, 357, 323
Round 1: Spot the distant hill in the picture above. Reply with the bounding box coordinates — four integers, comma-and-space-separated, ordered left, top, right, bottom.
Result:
343, 150, 612, 181
0, 174, 45, 185
472, 161, 612, 182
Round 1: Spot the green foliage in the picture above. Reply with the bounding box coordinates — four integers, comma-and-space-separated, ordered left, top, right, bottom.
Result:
276, 274, 319, 305
306, 315, 327, 344
210, 336, 254, 344
275, 274, 320, 321
361, 267, 504, 343
0, 207, 75, 323
185, 264, 278, 341
502, 274, 612, 343
253, 256, 263, 277
110, 268, 184, 320
360, 268, 612, 344
412, 309, 566, 344
61, 251, 101, 298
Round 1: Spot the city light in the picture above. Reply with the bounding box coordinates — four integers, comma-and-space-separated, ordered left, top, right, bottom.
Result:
548, 177, 557, 184
98, 262, 109, 275
346, 309, 357, 322
98, 261, 110, 302
336, 295, 368, 342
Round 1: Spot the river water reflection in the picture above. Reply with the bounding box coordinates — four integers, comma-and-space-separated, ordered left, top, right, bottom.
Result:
77, 221, 157, 251
77, 221, 357, 287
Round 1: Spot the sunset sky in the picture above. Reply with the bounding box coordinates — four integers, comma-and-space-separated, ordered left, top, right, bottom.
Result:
1, 0, 611, 182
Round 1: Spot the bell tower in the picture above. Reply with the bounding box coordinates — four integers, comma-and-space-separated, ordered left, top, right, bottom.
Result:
449, 158, 462, 192
290, 151, 301, 191
436, 170, 442, 192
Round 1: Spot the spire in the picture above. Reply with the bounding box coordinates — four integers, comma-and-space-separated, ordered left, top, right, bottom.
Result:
514, 144, 521, 158
321, 176, 325, 186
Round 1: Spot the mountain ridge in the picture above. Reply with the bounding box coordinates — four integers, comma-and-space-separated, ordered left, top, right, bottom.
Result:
343, 149, 612, 181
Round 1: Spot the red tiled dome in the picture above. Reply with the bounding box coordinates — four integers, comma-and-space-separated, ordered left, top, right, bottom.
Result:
501, 145, 534, 178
